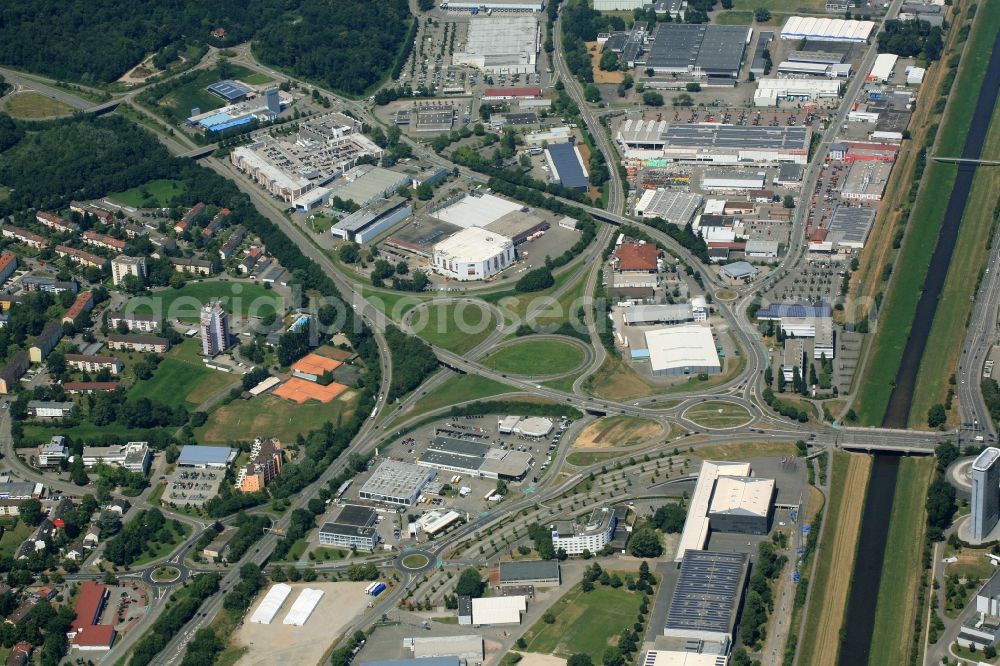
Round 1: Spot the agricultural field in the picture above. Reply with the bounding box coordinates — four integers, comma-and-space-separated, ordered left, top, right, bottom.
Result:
683, 401, 752, 428
196, 391, 357, 444
411, 301, 497, 355
2, 91, 75, 119
127, 339, 239, 409
483, 339, 585, 376
108, 179, 187, 208
797, 452, 872, 666
867, 456, 934, 662
521, 579, 645, 660
127, 280, 283, 323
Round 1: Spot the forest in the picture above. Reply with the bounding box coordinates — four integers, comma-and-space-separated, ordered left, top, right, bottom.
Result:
0, 0, 410, 96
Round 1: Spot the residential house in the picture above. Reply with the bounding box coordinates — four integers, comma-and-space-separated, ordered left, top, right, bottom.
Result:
106, 334, 169, 353
28, 321, 62, 363
55, 245, 109, 269
107, 311, 158, 333
35, 212, 79, 234
1, 224, 48, 249
0, 351, 29, 393
82, 231, 126, 253
65, 354, 122, 375
61, 291, 94, 326
170, 257, 213, 276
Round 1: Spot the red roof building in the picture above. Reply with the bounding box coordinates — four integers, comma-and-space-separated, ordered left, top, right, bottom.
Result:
72, 624, 116, 651
72, 581, 108, 631
613, 243, 660, 273
62, 291, 94, 325
482, 87, 542, 101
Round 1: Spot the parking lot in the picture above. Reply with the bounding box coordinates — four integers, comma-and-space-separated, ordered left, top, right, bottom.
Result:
163, 468, 224, 507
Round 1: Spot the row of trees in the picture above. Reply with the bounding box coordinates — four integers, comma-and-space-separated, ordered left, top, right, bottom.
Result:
385, 324, 438, 402
128, 573, 221, 666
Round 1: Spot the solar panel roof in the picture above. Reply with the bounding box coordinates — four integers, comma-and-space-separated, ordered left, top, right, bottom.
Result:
665, 550, 748, 634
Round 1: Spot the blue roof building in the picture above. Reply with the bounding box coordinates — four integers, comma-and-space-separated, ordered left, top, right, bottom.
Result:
207, 80, 253, 102
545, 143, 589, 191
755, 303, 832, 320
177, 445, 235, 468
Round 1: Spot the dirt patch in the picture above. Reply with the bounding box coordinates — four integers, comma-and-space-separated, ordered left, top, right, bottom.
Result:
234, 582, 371, 666
810, 453, 872, 666
804, 484, 825, 524
573, 416, 664, 449
511, 653, 567, 666
586, 42, 624, 84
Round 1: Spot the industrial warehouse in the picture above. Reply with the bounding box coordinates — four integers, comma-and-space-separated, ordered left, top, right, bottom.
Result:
359, 460, 437, 506
635, 324, 721, 377
418, 436, 533, 480
663, 550, 749, 653
642, 24, 751, 78
617, 122, 811, 164
634, 190, 703, 223
779, 16, 875, 42
452, 16, 539, 74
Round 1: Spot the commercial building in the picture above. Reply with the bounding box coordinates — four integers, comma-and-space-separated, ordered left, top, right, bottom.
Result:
676, 460, 751, 560
55, 245, 108, 269
840, 160, 891, 201
634, 190, 703, 223
618, 122, 811, 164
230, 113, 382, 203
177, 445, 235, 468
331, 198, 412, 244
525, 126, 573, 147
207, 79, 253, 102
497, 416, 554, 437
470, 595, 527, 625
644, 24, 750, 78
110, 255, 146, 286
419, 436, 533, 480
551, 506, 619, 555
624, 301, 707, 325
779, 16, 875, 42
707, 476, 774, 534
442, 0, 544, 11
452, 17, 539, 74
106, 334, 169, 353
70, 581, 115, 651
719, 261, 759, 282
663, 550, 748, 652
107, 311, 158, 333
971, 448, 1000, 542
202, 526, 237, 560
782, 339, 805, 383
359, 459, 436, 506
29, 321, 63, 363
614, 242, 660, 272
326, 165, 412, 208
825, 205, 876, 250
496, 560, 561, 588
200, 301, 230, 357
186, 88, 284, 132
319, 504, 380, 551
545, 143, 589, 191
414, 509, 463, 536
408, 635, 484, 663
283, 588, 324, 626
65, 354, 122, 375
868, 53, 898, 82
37, 437, 68, 467
753, 78, 841, 107
641, 650, 732, 666
432, 227, 515, 281
702, 170, 766, 190
641, 325, 720, 376
80, 442, 151, 473
481, 87, 542, 101
236, 437, 283, 493
250, 583, 292, 625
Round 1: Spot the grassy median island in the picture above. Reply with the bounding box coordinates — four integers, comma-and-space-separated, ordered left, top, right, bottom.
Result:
411, 301, 498, 355
483, 339, 585, 376
853, 0, 1000, 425
797, 452, 872, 666
683, 401, 753, 428
2, 91, 76, 119
866, 455, 935, 664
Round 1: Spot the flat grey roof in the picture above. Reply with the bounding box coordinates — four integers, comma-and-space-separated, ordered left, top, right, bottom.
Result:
498, 560, 560, 583
827, 206, 876, 245
334, 504, 377, 527
756, 303, 832, 319
332, 197, 410, 235
320, 522, 377, 538
177, 445, 234, 466
778, 163, 804, 181
623, 304, 692, 324
646, 24, 749, 76
663, 124, 809, 150
665, 550, 748, 635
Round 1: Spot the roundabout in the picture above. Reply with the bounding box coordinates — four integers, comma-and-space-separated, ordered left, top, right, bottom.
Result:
395, 549, 436, 573
150, 566, 182, 584
481, 337, 589, 378
682, 401, 754, 429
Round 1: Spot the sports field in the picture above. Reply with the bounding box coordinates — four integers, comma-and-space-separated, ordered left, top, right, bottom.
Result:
797, 452, 872, 666
109, 179, 187, 208
126, 280, 282, 323
521, 578, 645, 659
196, 392, 357, 444
483, 339, 585, 376
2, 92, 75, 119
683, 401, 752, 428
867, 456, 934, 664
411, 301, 497, 355
127, 339, 239, 408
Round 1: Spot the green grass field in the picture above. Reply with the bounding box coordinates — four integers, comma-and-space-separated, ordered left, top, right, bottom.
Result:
127, 339, 238, 409
2, 92, 76, 119
0, 520, 33, 558
729, 0, 826, 12
411, 302, 497, 355
240, 72, 275, 85
483, 339, 585, 376
532, 270, 590, 328
854, 0, 1000, 425
867, 456, 934, 665
150, 64, 259, 124
521, 578, 645, 659
196, 392, 357, 444
566, 450, 627, 466
132, 522, 191, 567
361, 287, 429, 321
108, 179, 187, 208
20, 422, 169, 447
683, 401, 752, 428
126, 280, 283, 323
405, 374, 512, 417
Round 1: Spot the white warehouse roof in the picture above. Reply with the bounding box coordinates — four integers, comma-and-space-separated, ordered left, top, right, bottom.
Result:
434, 227, 514, 264
644, 325, 721, 375
780, 16, 874, 42
868, 53, 898, 82
431, 193, 523, 228
471, 595, 527, 625
250, 583, 292, 624
642, 650, 731, 666
709, 476, 774, 518
675, 461, 751, 562
283, 588, 324, 626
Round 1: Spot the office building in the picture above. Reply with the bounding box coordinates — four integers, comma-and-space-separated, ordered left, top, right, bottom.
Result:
359, 459, 436, 506
551, 506, 619, 555
27, 401, 76, 419
111, 255, 147, 286
971, 448, 1000, 542
319, 504, 380, 551
200, 301, 230, 356
37, 436, 68, 467
80, 442, 151, 473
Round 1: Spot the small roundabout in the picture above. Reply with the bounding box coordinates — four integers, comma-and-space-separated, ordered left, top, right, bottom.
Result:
682, 400, 754, 429
150, 566, 182, 584
481, 336, 589, 378
396, 549, 436, 573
